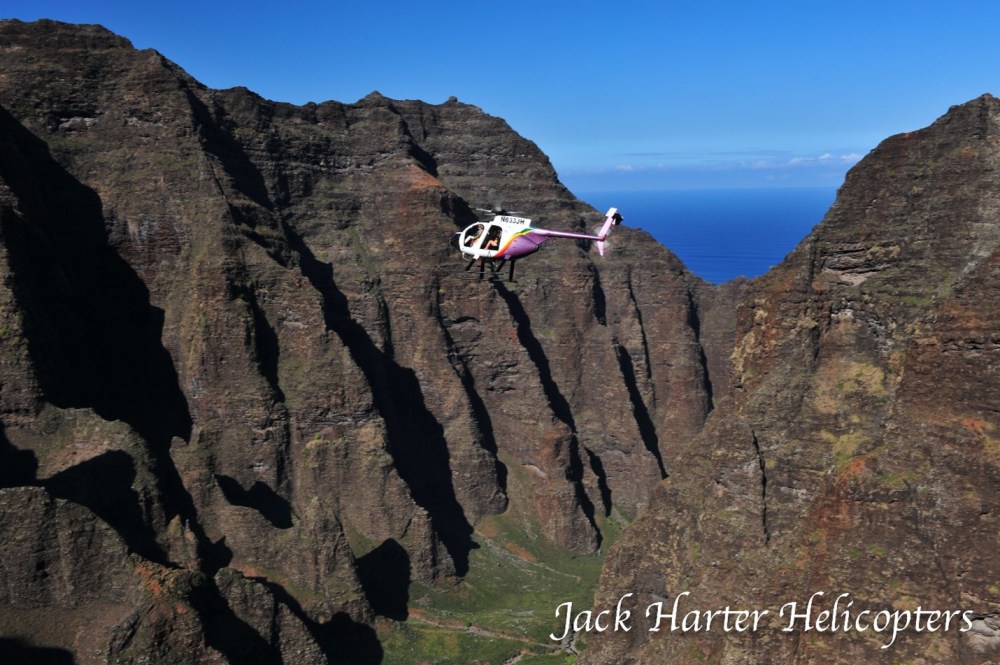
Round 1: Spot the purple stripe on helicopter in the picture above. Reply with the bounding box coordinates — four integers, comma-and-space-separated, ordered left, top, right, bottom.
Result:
494, 230, 549, 258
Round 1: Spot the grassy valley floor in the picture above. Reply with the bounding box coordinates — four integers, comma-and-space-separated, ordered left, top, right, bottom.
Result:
377, 509, 627, 664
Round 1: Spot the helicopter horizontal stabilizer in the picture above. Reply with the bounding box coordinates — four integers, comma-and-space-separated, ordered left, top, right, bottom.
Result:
595, 207, 623, 257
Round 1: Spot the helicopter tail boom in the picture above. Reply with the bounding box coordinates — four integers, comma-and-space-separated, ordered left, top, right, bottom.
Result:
595, 207, 622, 257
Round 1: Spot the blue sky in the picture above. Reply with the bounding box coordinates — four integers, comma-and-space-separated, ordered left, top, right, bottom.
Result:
5, 1, 1000, 191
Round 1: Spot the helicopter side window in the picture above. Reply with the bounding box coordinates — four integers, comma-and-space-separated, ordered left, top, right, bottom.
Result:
463, 223, 484, 248
481, 225, 502, 251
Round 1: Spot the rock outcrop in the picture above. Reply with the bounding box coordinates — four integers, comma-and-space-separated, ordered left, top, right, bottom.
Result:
582, 94, 1000, 664
0, 19, 720, 662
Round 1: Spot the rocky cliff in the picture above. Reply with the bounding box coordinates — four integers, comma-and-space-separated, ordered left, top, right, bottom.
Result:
583, 95, 1000, 663
0, 20, 725, 663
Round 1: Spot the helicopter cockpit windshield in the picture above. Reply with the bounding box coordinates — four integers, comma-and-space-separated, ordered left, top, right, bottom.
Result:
460, 223, 484, 251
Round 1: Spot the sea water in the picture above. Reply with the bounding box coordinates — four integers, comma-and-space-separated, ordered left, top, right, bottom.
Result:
576, 187, 836, 284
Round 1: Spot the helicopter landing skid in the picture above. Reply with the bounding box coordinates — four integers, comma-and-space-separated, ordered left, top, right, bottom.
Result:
462, 258, 517, 282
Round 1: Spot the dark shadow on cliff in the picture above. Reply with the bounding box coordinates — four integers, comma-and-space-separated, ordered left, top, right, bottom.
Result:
45, 451, 165, 558
0, 111, 192, 441
0, 427, 170, 562
250, 576, 384, 664
0, 422, 38, 488
613, 343, 667, 479
0, 106, 227, 571
434, 302, 509, 499
112, 568, 380, 664
317, 614, 384, 665
246, 294, 287, 402
584, 447, 613, 517
215, 474, 293, 529
580, 262, 618, 510
685, 291, 714, 415
493, 282, 600, 544
189, 578, 284, 665
357, 538, 410, 620
280, 220, 476, 577
0, 638, 76, 665
589, 262, 608, 326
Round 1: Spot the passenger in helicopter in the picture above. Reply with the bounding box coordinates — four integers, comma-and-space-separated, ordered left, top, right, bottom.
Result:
482, 226, 502, 250
464, 223, 484, 246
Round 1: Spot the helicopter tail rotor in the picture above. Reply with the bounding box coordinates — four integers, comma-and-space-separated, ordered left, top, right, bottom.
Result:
595, 208, 623, 257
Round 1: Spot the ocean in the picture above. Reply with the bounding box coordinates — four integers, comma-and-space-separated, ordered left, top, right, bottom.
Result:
576, 187, 837, 284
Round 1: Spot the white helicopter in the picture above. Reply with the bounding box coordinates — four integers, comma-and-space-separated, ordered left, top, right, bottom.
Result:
449, 206, 622, 281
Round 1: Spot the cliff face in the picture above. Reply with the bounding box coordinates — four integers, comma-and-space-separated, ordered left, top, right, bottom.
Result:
0, 20, 722, 662
583, 95, 1000, 663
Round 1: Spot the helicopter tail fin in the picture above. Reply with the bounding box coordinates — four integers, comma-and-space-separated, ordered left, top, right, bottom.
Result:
595, 207, 623, 257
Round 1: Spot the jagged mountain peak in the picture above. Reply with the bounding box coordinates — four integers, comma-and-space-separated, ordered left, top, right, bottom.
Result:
0, 17, 134, 49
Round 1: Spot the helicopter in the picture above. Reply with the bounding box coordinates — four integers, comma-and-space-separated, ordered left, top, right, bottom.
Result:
449, 206, 622, 281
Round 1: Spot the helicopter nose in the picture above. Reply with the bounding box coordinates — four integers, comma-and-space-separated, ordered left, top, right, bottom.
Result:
449, 232, 461, 251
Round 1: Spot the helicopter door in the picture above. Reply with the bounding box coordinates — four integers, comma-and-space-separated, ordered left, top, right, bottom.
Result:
480, 225, 503, 253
